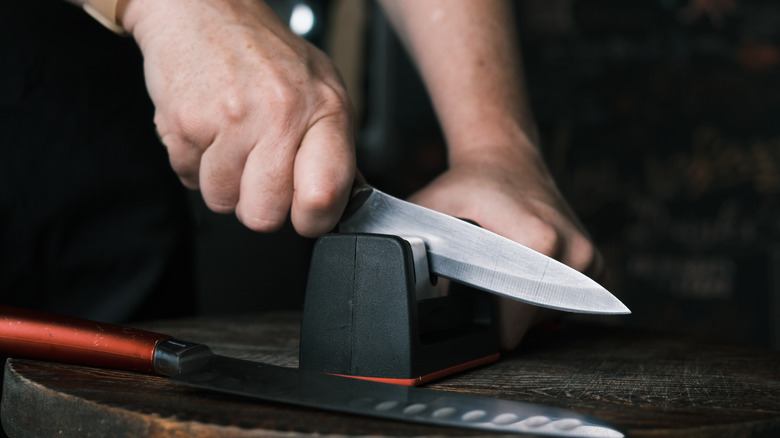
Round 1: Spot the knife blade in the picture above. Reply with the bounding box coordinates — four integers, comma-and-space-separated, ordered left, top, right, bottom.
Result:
0, 306, 624, 437
339, 180, 629, 315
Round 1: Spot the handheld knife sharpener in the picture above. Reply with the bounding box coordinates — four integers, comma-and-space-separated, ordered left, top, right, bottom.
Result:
299, 233, 500, 386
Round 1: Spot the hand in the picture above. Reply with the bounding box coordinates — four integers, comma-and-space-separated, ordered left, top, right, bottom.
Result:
119, 0, 355, 237
408, 149, 604, 350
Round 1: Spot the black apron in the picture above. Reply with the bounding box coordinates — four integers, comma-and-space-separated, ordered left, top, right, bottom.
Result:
0, 0, 194, 323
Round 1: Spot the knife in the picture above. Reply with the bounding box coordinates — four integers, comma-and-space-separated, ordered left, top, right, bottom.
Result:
339, 180, 630, 315
0, 306, 624, 437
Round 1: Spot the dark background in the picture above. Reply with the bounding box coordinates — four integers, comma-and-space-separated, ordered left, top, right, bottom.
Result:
190, 0, 779, 350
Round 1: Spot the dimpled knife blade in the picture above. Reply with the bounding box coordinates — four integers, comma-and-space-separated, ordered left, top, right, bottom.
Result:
2, 306, 625, 437
176, 354, 624, 437
339, 181, 630, 315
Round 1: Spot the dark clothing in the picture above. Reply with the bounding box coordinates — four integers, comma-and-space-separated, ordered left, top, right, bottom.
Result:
0, 0, 195, 322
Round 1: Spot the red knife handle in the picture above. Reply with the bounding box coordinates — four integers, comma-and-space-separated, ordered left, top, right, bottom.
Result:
0, 305, 171, 374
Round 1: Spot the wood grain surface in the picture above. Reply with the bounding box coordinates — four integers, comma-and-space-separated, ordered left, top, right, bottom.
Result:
2, 312, 779, 437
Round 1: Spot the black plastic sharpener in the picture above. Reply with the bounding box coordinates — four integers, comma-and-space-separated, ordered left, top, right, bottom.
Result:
299, 233, 499, 386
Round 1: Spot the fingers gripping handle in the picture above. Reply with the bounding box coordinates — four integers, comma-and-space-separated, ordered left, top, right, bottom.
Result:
0, 306, 171, 374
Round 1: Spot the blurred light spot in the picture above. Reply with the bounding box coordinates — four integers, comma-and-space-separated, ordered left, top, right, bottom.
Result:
290, 4, 315, 36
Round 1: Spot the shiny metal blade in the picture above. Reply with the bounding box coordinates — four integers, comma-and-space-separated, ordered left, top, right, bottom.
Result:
173, 355, 624, 437
339, 184, 629, 315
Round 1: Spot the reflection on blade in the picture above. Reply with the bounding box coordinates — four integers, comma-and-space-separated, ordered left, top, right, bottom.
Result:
173, 355, 625, 438
339, 187, 629, 315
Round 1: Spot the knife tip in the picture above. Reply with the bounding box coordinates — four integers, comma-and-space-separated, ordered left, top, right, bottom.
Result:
614, 304, 631, 315
605, 300, 631, 315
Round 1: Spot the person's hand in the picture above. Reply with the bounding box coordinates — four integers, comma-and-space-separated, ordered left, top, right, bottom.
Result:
119, 0, 355, 237
408, 149, 604, 350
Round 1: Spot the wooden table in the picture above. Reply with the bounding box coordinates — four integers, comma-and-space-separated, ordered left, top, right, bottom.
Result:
2, 312, 779, 437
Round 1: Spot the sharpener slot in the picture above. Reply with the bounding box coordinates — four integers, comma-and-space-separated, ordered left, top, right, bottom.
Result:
417, 286, 494, 345
401, 236, 441, 300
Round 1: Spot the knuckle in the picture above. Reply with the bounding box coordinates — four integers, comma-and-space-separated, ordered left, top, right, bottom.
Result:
156, 103, 216, 148
163, 109, 206, 145
218, 90, 249, 123
203, 198, 236, 215
266, 76, 303, 109
172, 161, 201, 186
153, 113, 168, 137
526, 219, 561, 258
173, 164, 200, 187
317, 83, 352, 116
238, 212, 286, 233
199, 173, 241, 215
568, 235, 598, 272
296, 183, 342, 215
178, 174, 200, 190
159, 134, 201, 185
158, 133, 187, 155
262, 83, 305, 131
235, 199, 289, 233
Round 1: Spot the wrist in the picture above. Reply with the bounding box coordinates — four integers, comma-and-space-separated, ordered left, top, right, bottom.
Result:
446, 130, 559, 190
83, 0, 129, 34
447, 127, 542, 168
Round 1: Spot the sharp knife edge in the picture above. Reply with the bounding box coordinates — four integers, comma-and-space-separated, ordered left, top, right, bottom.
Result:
339, 184, 630, 315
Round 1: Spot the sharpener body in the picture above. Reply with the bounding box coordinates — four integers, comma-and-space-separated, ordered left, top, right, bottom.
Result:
299, 233, 499, 386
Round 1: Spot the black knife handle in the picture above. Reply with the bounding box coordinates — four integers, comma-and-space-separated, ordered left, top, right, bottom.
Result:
153, 338, 214, 377
339, 178, 373, 224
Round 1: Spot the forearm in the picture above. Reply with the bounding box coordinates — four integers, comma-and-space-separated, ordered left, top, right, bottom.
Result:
377, 0, 539, 166
382, 1, 602, 351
